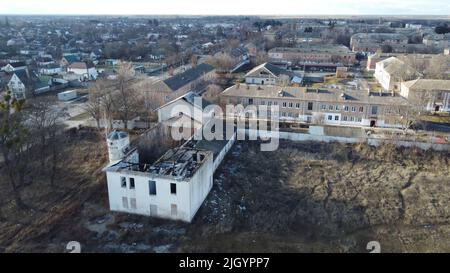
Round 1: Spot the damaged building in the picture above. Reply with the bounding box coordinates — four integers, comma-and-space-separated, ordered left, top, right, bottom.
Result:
104, 127, 236, 222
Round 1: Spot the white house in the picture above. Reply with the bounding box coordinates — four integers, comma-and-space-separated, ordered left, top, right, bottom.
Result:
67, 62, 98, 80
245, 62, 302, 86
7, 71, 28, 99
2, 62, 27, 73
39, 64, 62, 75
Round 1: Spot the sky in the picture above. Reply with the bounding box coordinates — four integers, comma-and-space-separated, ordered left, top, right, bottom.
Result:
0, 0, 449, 16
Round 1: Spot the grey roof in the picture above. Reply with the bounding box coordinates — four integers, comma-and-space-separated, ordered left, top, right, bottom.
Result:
155, 91, 212, 111
163, 63, 214, 91
222, 84, 408, 106
183, 91, 212, 109
9, 61, 26, 68
246, 62, 302, 80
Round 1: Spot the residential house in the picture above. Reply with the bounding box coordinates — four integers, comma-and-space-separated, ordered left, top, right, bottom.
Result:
7, 70, 28, 99
39, 63, 63, 75
245, 62, 303, 86
60, 54, 80, 67
350, 33, 408, 53
67, 62, 98, 80
155, 91, 213, 136
268, 45, 356, 66
1, 61, 27, 73
422, 34, 450, 49
147, 63, 215, 108
5, 69, 49, 99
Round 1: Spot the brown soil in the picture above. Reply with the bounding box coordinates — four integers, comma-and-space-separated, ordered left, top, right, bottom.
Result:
1, 138, 449, 253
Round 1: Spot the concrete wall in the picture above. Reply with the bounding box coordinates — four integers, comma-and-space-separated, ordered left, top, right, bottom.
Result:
213, 132, 237, 171
188, 153, 214, 221
238, 127, 450, 151
245, 77, 277, 85
106, 170, 193, 222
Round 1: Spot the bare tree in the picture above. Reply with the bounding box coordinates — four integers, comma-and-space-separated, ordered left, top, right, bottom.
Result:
205, 53, 237, 72
202, 84, 222, 104
426, 55, 449, 79
113, 62, 138, 130
83, 80, 107, 129
0, 90, 30, 208
26, 96, 68, 185
190, 54, 198, 68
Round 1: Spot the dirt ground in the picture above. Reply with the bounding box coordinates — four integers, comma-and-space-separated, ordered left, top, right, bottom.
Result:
1, 138, 450, 253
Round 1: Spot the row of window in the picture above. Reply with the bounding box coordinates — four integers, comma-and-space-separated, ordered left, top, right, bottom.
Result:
121, 177, 177, 195
121, 197, 178, 216
247, 99, 314, 111
326, 114, 362, 122
245, 99, 381, 115
321, 104, 364, 113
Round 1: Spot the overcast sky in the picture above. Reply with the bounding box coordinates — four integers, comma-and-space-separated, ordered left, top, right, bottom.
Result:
1, 0, 449, 15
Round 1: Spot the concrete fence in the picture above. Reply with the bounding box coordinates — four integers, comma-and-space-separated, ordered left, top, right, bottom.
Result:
238, 127, 450, 151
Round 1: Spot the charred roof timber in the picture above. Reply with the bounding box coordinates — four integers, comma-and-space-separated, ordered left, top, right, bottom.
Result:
148, 148, 210, 180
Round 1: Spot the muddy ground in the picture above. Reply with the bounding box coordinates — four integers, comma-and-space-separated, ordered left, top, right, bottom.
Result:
1, 138, 450, 253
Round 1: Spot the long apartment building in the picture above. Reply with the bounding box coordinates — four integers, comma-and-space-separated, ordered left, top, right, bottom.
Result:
268, 45, 356, 66
221, 84, 409, 128
350, 33, 408, 53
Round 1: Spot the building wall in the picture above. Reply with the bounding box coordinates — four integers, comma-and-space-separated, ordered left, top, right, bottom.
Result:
269, 49, 355, 65
374, 62, 393, 91
400, 83, 450, 112
188, 153, 214, 220
245, 76, 277, 85
106, 170, 192, 221
106, 150, 215, 222
158, 99, 197, 123
222, 95, 404, 128
7, 74, 27, 99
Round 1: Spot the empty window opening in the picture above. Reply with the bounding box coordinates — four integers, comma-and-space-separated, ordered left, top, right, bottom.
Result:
129, 178, 135, 189
121, 177, 126, 188
170, 183, 177, 195
149, 180, 157, 195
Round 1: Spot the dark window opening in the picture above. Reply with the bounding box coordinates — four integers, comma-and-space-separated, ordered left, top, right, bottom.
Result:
129, 178, 135, 189
170, 183, 177, 195
149, 180, 157, 195
307, 102, 313, 111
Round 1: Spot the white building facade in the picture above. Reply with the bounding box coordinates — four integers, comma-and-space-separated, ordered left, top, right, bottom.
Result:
105, 148, 214, 222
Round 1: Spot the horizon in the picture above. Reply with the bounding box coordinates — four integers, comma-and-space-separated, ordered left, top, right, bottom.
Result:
1, 0, 449, 16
